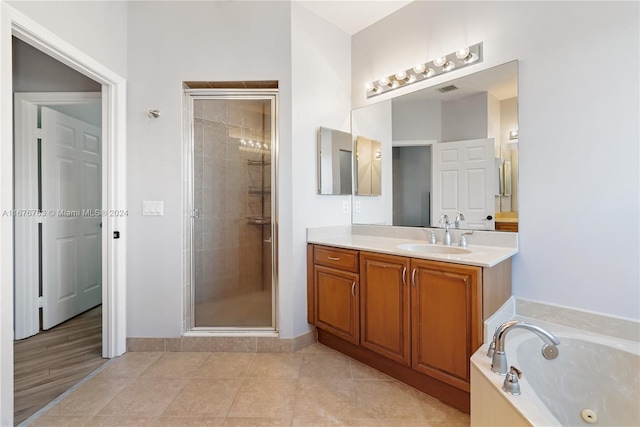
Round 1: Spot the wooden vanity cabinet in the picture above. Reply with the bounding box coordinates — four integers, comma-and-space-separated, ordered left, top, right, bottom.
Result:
309, 245, 360, 345
360, 252, 411, 366
410, 259, 482, 391
308, 243, 511, 413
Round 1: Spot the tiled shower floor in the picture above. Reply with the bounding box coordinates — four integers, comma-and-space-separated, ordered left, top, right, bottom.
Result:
195, 290, 272, 328
26, 343, 470, 427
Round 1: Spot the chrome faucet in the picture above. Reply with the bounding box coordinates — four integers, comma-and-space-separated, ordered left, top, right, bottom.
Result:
490, 320, 560, 375
458, 230, 473, 247
439, 214, 451, 245
454, 213, 465, 229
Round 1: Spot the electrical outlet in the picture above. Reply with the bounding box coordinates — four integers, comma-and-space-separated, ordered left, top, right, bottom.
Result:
342, 201, 349, 214
355, 201, 361, 213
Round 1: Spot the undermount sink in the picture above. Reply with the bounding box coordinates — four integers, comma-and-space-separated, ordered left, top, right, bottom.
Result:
396, 244, 471, 255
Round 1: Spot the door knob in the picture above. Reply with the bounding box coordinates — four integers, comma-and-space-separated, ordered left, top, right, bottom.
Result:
486, 215, 493, 220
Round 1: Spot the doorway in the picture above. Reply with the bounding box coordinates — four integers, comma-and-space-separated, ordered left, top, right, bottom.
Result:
186, 89, 278, 331
392, 145, 432, 227
1, 13, 127, 423
14, 92, 103, 340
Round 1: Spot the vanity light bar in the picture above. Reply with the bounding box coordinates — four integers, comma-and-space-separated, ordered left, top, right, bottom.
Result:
366, 42, 483, 98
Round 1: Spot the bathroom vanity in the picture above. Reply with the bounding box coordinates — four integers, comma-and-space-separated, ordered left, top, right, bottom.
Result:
306, 225, 518, 413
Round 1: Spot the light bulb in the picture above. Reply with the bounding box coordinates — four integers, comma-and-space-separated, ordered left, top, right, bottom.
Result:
378, 77, 390, 86
456, 47, 470, 60
425, 68, 435, 78
395, 70, 408, 81
391, 81, 400, 89
443, 61, 455, 71
365, 81, 375, 91
433, 56, 447, 67
464, 53, 479, 64
413, 63, 426, 74
408, 75, 417, 84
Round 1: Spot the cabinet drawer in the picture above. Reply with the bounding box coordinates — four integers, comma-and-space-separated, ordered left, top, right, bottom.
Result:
314, 246, 359, 273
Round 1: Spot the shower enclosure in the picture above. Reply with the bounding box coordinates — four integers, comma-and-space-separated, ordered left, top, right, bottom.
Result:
187, 89, 277, 330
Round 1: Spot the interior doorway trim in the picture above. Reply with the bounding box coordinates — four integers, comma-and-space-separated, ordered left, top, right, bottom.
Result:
0, 5, 127, 424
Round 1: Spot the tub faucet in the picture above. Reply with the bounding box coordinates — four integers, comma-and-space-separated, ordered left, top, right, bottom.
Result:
439, 214, 451, 245
490, 320, 560, 375
454, 213, 465, 229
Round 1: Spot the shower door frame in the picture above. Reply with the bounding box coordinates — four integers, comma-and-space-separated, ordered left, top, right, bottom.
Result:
184, 89, 278, 333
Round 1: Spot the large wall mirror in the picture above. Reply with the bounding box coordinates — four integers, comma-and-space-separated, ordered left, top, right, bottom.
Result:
351, 60, 519, 231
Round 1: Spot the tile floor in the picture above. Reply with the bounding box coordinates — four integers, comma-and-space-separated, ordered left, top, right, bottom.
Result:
27, 343, 470, 427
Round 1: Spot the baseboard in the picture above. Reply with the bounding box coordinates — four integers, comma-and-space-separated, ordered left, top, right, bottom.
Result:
126, 329, 317, 353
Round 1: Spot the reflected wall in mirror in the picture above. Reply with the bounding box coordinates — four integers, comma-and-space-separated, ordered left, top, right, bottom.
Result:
351, 61, 519, 231
355, 136, 382, 196
317, 127, 353, 195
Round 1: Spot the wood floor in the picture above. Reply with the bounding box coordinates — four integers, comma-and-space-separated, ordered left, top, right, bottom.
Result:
14, 305, 105, 425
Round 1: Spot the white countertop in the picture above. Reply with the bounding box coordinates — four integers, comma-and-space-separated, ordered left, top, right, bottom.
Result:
307, 225, 518, 268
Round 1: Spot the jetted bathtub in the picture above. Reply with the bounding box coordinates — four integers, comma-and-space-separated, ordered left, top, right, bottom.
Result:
470, 322, 640, 426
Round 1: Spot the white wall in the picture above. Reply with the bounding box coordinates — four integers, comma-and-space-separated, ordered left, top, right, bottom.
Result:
442, 92, 488, 142
352, 1, 640, 320
126, 1, 293, 337
392, 98, 441, 141
290, 3, 352, 337
7, 1, 127, 78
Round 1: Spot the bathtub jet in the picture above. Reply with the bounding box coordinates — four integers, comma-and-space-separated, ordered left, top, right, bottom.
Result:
490, 320, 560, 375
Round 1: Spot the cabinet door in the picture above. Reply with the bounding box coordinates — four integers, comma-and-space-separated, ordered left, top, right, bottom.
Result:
314, 265, 359, 345
360, 252, 411, 366
411, 259, 482, 390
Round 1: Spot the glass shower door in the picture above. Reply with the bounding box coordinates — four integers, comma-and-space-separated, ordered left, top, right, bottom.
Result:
191, 93, 275, 329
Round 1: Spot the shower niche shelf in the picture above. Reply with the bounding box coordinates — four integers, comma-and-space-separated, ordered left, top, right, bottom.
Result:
248, 186, 271, 195
247, 216, 271, 225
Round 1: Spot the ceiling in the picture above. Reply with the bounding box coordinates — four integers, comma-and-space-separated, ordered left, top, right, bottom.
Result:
298, 1, 413, 35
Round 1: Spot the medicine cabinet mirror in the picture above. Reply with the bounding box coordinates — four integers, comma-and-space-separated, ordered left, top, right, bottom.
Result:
317, 127, 353, 195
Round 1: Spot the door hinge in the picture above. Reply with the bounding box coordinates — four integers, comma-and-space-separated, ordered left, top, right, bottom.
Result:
191, 208, 199, 218
38, 296, 43, 308
35, 128, 42, 139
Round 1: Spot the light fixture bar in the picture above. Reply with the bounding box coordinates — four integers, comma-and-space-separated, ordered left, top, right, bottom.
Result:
366, 42, 483, 98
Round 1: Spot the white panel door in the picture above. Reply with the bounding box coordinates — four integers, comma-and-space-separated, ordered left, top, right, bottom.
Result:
41, 107, 102, 330
432, 138, 497, 230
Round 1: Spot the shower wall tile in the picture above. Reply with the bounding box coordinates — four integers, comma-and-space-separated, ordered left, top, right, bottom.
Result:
226, 189, 247, 217
203, 100, 226, 123
227, 160, 247, 192
194, 123, 204, 158
203, 159, 227, 190
203, 124, 227, 159
193, 100, 204, 119
193, 219, 203, 252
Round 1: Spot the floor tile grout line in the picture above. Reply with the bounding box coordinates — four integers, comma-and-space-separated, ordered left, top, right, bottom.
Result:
18, 356, 117, 427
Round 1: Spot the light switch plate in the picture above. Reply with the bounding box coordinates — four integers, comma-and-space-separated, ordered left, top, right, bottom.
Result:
142, 201, 164, 216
